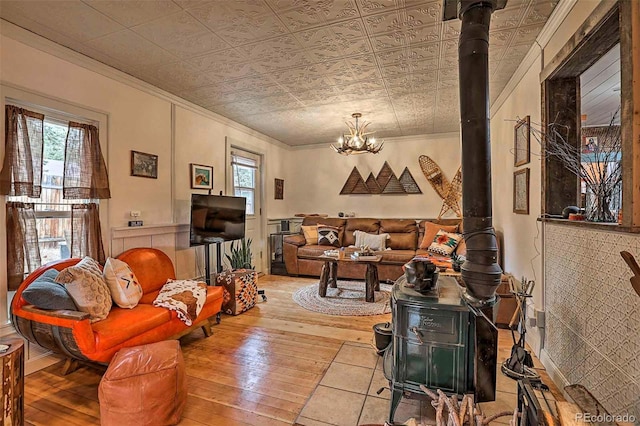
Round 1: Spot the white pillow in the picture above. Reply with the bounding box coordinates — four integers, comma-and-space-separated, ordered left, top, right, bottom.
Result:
353, 230, 390, 251
103, 257, 143, 309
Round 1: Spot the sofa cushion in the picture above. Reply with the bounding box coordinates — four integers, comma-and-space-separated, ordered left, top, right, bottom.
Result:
116, 248, 177, 295
55, 257, 112, 323
420, 221, 459, 249
376, 250, 416, 264
344, 219, 380, 246
92, 304, 172, 350
353, 230, 389, 251
103, 257, 144, 309
302, 218, 346, 245
380, 220, 418, 250
298, 245, 329, 258
428, 230, 463, 256
22, 269, 77, 311
318, 225, 341, 247
301, 225, 318, 245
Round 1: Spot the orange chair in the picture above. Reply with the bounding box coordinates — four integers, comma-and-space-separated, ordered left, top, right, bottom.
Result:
11, 247, 223, 372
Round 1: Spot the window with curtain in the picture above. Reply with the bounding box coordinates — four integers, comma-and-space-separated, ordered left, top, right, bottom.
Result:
2, 104, 110, 289
231, 153, 256, 215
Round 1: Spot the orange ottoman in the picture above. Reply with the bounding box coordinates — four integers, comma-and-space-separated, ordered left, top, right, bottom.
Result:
98, 340, 186, 426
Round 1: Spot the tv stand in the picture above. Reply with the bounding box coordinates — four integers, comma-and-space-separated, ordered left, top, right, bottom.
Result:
203, 239, 224, 285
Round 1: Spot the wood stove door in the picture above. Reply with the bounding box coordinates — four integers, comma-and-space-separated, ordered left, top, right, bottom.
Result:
395, 305, 470, 394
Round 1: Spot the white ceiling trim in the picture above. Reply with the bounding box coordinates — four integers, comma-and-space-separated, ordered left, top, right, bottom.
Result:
0, 19, 291, 151
490, 0, 577, 118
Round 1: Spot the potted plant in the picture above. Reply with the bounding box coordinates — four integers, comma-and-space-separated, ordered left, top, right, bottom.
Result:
225, 238, 254, 270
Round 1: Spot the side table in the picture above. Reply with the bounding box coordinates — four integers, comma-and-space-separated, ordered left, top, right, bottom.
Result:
1, 337, 24, 426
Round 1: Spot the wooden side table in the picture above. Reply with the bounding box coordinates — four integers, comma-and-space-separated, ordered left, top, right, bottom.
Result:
0, 337, 24, 426
317, 255, 382, 302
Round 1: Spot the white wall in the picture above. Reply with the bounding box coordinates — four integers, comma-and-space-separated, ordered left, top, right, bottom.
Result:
287, 133, 461, 219
0, 28, 293, 341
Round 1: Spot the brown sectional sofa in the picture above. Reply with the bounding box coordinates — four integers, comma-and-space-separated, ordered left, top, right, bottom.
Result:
283, 217, 461, 282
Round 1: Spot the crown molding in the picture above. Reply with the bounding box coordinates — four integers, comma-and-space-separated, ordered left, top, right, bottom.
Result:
290, 131, 460, 151
0, 19, 290, 150
490, 0, 578, 118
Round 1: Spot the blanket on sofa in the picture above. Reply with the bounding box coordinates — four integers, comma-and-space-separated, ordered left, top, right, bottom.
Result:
153, 279, 207, 326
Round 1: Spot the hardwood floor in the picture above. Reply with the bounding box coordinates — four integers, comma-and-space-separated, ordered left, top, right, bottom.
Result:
22, 275, 559, 425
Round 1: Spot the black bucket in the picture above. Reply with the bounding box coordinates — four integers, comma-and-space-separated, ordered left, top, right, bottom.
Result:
373, 322, 392, 355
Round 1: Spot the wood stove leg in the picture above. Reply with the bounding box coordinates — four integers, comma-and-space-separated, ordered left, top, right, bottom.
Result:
389, 387, 402, 423
330, 261, 338, 288
61, 358, 79, 376
319, 262, 329, 297
365, 264, 375, 302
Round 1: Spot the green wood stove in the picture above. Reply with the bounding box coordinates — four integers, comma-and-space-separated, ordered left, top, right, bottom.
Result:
384, 275, 498, 422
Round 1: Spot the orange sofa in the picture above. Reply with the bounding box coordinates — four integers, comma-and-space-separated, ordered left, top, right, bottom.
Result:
11, 247, 224, 369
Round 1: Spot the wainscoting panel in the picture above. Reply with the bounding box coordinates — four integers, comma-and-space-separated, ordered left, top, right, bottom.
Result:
544, 223, 640, 419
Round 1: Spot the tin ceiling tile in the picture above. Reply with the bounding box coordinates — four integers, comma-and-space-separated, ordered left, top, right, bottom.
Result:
86, 30, 177, 67
3, 0, 125, 41
0, 0, 559, 145
83, 0, 183, 27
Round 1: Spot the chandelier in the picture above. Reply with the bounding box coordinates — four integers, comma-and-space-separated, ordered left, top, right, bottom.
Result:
330, 113, 384, 155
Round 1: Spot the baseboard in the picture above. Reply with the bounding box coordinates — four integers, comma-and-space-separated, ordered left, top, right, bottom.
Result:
539, 348, 570, 398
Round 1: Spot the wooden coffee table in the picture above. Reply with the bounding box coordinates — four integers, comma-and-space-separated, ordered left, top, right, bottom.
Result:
317, 255, 382, 303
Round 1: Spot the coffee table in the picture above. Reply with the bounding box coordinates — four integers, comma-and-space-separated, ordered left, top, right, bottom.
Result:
317, 255, 382, 303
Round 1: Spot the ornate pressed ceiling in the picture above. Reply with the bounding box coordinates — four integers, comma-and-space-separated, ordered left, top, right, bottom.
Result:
0, 0, 558, 146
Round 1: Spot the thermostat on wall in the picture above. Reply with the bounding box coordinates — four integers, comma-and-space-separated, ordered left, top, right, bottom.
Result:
128, 220, 143, 227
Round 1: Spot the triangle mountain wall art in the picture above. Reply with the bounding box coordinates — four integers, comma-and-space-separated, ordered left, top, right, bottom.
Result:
339, 162, 422, 195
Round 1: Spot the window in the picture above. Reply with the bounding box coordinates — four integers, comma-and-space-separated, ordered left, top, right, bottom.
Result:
7, 118, 97, 264
231, 154, 256, 215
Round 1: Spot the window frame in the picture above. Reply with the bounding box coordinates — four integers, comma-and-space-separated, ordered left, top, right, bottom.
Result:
1, 85, 110, 327
231, 153, 258, 216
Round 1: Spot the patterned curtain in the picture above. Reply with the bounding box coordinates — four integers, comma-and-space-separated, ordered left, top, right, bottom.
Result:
6, 202, 41, 290
71, 203, 105, 264
64, 122, 110, 199
0, 105, 44, 197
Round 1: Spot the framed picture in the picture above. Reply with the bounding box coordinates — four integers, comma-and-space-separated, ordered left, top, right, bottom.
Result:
274, 178, 284, 200
131, 151, 158, 179
514, 115, 530, 167
513, 168, 530, 214
190, 163, 213, 190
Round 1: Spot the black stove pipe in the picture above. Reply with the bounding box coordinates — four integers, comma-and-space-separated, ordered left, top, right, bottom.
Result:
457, 0, 503, 303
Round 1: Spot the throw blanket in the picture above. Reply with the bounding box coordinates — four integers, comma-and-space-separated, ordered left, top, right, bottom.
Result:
153, 279, 207, 326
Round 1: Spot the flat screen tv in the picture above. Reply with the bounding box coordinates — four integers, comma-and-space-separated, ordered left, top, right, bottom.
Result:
190, 194, 246, 246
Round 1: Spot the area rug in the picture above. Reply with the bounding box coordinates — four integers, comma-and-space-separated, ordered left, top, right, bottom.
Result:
292, 280, 392, 316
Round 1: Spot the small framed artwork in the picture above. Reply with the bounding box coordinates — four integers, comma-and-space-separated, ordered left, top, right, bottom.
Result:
131, 150, 158, 179
585, 136, 598, 152
190, 163, 213, 190
513, 168, 530, 215
514, 115, 530, 167
274, 178, 284, 200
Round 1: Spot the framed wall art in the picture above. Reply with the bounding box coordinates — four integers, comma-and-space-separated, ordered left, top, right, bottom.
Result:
274, 178, 284, 200
190, 163, 213, 190
131, 150, 158, 179
513, 168, 530, 214
514, 115, 530, 167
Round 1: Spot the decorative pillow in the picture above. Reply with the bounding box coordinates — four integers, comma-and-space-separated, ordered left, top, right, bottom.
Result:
428, 230, 463, 256
22, 269, 78, 311
420, 221, 459, 249
103, 257, 143, 309
353, 230, 389, 251
55, 257, 112, 323
318, 225, 341, 247
301, 225, 318, 245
